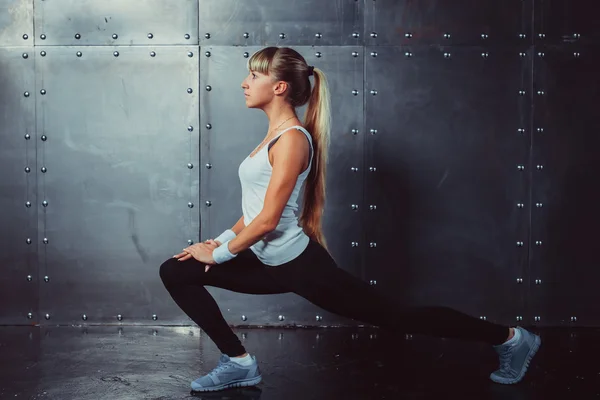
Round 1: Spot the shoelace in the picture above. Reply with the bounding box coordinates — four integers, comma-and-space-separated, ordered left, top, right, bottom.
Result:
208, 363, 232, 377
498, 346, 513, 371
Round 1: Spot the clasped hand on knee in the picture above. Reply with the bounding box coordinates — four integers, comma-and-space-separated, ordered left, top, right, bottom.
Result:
172, 239, 222, 272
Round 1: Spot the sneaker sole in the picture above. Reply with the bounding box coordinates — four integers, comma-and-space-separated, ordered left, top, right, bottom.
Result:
490, 334, 541, 385
191, 374, 262, 392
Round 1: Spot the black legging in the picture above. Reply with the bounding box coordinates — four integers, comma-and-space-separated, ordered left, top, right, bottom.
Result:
159, 239, 509, 357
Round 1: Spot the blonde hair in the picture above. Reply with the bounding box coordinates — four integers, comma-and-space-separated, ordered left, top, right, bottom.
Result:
248, 47, 332, 252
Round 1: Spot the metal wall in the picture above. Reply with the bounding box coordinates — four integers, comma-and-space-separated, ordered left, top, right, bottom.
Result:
0, 0, 598, 328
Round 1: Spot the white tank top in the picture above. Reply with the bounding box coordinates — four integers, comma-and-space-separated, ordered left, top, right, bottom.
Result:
237, 125, 314, 266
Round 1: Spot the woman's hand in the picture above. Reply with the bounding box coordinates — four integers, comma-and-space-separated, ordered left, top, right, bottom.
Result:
173, 239, 222, 272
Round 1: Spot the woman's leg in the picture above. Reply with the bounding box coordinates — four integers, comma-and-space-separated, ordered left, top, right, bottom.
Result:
275, 241, 509, 345
159, 250, 289, 357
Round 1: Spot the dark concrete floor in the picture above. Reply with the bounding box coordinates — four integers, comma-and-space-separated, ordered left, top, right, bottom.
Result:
0, 326, 597, 399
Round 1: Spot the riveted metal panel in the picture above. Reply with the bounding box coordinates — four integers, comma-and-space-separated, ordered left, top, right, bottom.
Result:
199, 45, 364, 326
364, 46, 532, 326
0, 0, 34, 46
198, 0, 364, 46
35, 46, 200, 324
534, 0, 600, 45
530, 46, 600, 327
0, 47, 38, 324
33, 0, 199, 46
365, 0, 533, 46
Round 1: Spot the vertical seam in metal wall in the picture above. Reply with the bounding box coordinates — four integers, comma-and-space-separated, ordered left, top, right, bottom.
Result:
361, 0, 368, 282
526, 0, 536, 325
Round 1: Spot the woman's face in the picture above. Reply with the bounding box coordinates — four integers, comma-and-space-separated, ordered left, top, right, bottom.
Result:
241, 70, 283, 109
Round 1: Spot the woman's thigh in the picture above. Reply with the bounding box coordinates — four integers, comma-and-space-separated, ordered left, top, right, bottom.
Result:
160, 250, 290, 295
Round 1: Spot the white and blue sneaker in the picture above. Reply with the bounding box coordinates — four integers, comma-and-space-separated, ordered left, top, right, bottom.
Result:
490, 326, 541, 384
191, 354, 262, 392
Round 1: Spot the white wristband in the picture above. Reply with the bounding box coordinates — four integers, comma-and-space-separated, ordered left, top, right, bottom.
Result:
212, 240, 237, 264
213, 229, 236, 245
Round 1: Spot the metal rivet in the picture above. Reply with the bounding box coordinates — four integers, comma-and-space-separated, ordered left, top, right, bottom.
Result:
77, 51, 82, 57
27, 312, 33, 319
369, 242, 377, 248
534, 316, 541, 321
24, 91, 30, 97
44, 276, 49, 282
481, 33, 489, 39
43, 238, 48, 244
187, 240, 193, 245
241, 315, 247, 321
351, 204, 359, 211
405, 51, 413, 57
205, 163, 212, 169
536, 165, 544, 170
352, 90, 359, 96
518, 90, 526, 96
279, 333, 284, 340
371, 52, 378, 57
519, 52, 526, 57
25, 167, 30, 173
444, 52, 451, 58
40, 89, 46, 95
351, 242, 359, 247
315, 33, 322, 38
205, 201, 212, 207
479, 316, 487, 320
150, 51, 156, 57
351, 167, 359, 172
517, 203, 524, 208
535, 240, 543, 246
352, 32, 360, 38
516, 278, 523, 284
188, 202, 194, 208
243, 32, 249, 38
204, 33, 211, 39
23, 34, 28, 40
405, 33, 413, 38
117, 314, 123, 321
535, 279, 542, 284
536, 127, 544, 133
519, 33, 527, 39
315, 52, 322, 58
113, 51, 119, 57
279, 33, 286, 39
369, 280, 377, 285
187, 88, 193, 94
536, 203, 543, 208
188, 51, 194, 57
27, 275, 32, 281
75, 33, 81, 39
45, 314, 50, 320
25, 133, 30, 140
517, 165, 525, 170
538, 33, 546, 39
352, 51, 359, 57
187, 163, 193, 169
370, 90, 378, 96
26, 238, 32, 244
571, 316, 577, 322
82, 314, 87, 321
42, 200, 48, 207
352, 129, 359, 135
25, 201, 31, 208
147, 33, 153, 39
206, 124, 212, 129
316, 315, 322, 321
22, 53, 28, 59
574, 52, 580, 58
185, 34, 191, 40
112, 33, 118, 39
41, 167, 47, 173
278, 315, 285, 321
152, 314, 157, 320
241, 332, 247, 339
443, 33, 451, 39
516, 241, 524, 247
41, 135, 47, 141
370, 32, 378, 38
206, 85, 212, 91
369, 204, 377, 210
537, 90, 545, 95
481, 52, 489, 58
205, 51, 211, 57
188, 126, 194, 132
516, 316, 523, 321
370, 129, 377, 135
243, 52, 249, 58
40, 34, 46, 40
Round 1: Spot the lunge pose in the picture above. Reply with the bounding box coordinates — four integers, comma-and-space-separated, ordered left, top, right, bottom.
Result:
160, 46, 541, 393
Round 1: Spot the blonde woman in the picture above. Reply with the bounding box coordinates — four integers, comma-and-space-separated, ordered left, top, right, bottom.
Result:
160, 47, 541, 393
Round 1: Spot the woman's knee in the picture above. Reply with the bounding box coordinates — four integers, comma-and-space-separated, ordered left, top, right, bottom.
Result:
159, 257, 181, 285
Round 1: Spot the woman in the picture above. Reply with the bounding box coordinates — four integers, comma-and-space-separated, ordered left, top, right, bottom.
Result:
159, 46, 541, 393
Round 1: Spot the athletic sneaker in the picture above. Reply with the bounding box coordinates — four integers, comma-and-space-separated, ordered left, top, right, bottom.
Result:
191, 354, 262, 392
490, 326, 541, 384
